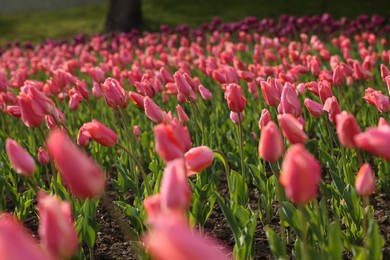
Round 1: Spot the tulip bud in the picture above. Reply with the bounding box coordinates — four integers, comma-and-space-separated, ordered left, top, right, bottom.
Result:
133, 125, 141, 137
258, 109, 271, 130
176, 104, 189, 124
184, 146, 214, 176
278, 114, 308, 144
280, 83, 302, 117
323, 96, 341, 124
335, 112, 361, 148
304, 98, 324, 118
355, 163, 375, 197
78, 120, 118, 147
101, 77, 127, 109
259, 121, 284, 162
144, 96, 165, 123
354, 126, 390, 161
6, 139, 35, 176
143, 194, 162, 224
225, 83, 246, 112
198, 84, 212, 100
229, 111, 244, 124
38, 147, 50, 165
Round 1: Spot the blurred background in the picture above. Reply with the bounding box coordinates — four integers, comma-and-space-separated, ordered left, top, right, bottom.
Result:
0, 0, 389, 46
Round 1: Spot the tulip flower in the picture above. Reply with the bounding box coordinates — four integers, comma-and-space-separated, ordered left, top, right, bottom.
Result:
78, 119, 118, 147
47, 130, 106, 198
101, 77, 127, 109
37, 191, 78, 259
160, 158, 191, 211
184, 146, 214, 176
144, 96, 165, 123
143, 194, 163, 224
0, 214, 53, 260
258, 108, 271, 130
354, 126, 390, 161
280, 144, 321, 205
280, 83, 302, 117
229, 111, 244, 125
355, 163, 375, 197
154, 118, 192, 161
225, 83, 246, 112
129, 91, 145, 110
260, 79, 282, 107
335, 112, 361, 148
259, 121, 284, 162
6, 138, 35, 176
38, 147, 50, 165
278, 114, 308, 144
198, 84, 212, 100
176, 104, 189, 124
323, 96, 341, 124
6, 105, 21, 118
362, 87, 390, 113
133, 125, 141, 137
318, 80, 333, 103
174, 72, 192, 98
304, 99, 324, 118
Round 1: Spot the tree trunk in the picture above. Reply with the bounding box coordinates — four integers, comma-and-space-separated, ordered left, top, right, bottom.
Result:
105, 0, 143, 32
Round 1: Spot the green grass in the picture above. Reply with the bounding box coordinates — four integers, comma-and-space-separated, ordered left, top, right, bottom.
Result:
0, 0, 389, 46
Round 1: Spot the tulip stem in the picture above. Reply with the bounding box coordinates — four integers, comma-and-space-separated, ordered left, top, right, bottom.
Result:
116, 143, 152, 196
190, 102, 200, 146
270, 161, 286, 244
213, 150, 233, 200
362, 196, 369, 241
299, 205, 309, 260
322, 115, 334, 156
193, 102, 206, 145
1, 111, 10, 137
238, 113, 245, 180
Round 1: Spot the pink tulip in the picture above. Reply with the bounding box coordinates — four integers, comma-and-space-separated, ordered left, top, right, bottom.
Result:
143, 212, 228, 260
318, 80, 333, 103
362, 87, 390, 113
184, 146, 214, 176
160, 158, 191, 211
75, 79, 90, 99
47, 130, 106, 198
6, 138, 35, 176
380, 64, 389, 81
225, 83, 246, 112
78, 119, 118, 147
335, 112, 361, 148
174, 72, 192, 97
143, 194, 163, 224
38, 191, 78, 259
258, 109, 271, 130
0, 214, 53, 260
38, 147, 50, 165
278, 114, 308, 144
259, 121, 284, 162
280, 83, 302, 117
332, 65, 344, 86
355, 163, 375, 197
6, 105, 21, 118
354, 126, 390, 161
129, 91, 145, 110
378, 117, 389, 128
198, 84, 212, 100
144, 96, 165, 123
229, 111, 244, 125
304, 99, 324, 118
154, 118, 192, 161
176, 104, 189, 124
101, 77, 127, 109
133, 125, 141, 137
280, 144, 321, 205
260, 79, 282, 106
323, 96, 341, 124
92, 81, 103, 99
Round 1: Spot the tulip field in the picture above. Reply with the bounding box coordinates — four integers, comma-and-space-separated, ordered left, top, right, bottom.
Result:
1, 14, 390, 259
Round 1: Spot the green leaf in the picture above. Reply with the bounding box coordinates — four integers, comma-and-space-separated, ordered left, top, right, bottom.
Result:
266, 226, 287, 260
327, 221, 343, 260
366, 220, 384, 260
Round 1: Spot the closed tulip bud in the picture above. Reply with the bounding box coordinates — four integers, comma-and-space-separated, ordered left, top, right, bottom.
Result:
354, 126, 390, 161
323, 96, 341, 124
184, 146, 214, 176
355, 163, 375, 197
260, 80, 281, 106
332, 65, 344, 86
7, 105, 21, 118
160, 158, 191, 211
258, 109, 271, 130
229, 111, 243, 124
225, 83, 246, 112
0, 214, 53, 260
154, 118, 192, 162
47, 130, 106, 198
280, 83, 302, 117
144, 96, 165, 123
129, 91, 145, 110
133, 125, 141, 137
378, 117, 389, 128
198, 84, 212, 100
79, 120, 118, 147
278, 114, 308, 144
362, 87, 390, 113
101, 77, 127, 109
380, 64, 389, 81
318, 80, 333, 103
280, 144, 321, 205
38, 191, 78, 259
174, 72, 192, 97
304, 98, 324, 118
335, 112, 361, 148
176, 104, 189, 124
6, 139, 35, 176
259, 121, 284, 162
143, 194, 162, 224
92, 81, 103, 99
75, 79, 90, 99
38, 147, 50, 165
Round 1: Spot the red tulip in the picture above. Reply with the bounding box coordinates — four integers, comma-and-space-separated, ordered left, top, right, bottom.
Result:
280, 83, 302, 117
37, 191, 78, 259
362, 87, 390, 113
78, 120, 118, 147
258, 108, 271, 130
280, 144, 321, 205
6, 138, 35, 176
47, 130, 106, 198
101, 77, 127, 109
260, 79, 282, 107
176, 104, 189, 124
332, 65, 344, 86
278, 114, 308, 144
6, 105, 21, 118
229, 111, 244, 125
198, 84, 212, 100
304, 98, 324, 118
225, 83, 246, 112
354, 126, 390, 161
355, 164, 375, 197
184, 146, 214, 176
174, 72, 192, 98
143, 194, 163, 224
259, 121, 284, 162
323, 96, 341, 124
0, 214, 53, 260
335, 112, 361, 148
38, 147, 50, 165
144, 96, 165, 123
129, 91, 145, 110
318, 80, 333, 103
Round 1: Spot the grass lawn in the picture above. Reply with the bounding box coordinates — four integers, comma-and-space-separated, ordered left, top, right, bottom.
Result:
0, 0, 389, 46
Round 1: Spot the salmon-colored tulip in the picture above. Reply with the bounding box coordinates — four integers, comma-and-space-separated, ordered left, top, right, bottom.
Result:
354, 126, 390, 161
38, 191, 78, 259
6, 138, 35, 176
225, 83, 246, 112
229, 111, 244, 125
323, 96, 341, 124
335, 112, 361, 148
143, 194, 163, 224
280, 144, 321, 205
78, 119, 118, 147
38, 147, 50, 165
355, 163, 375, 197
0, 214, 53, 260
101, 77, 127, 109
280, 84, 302, 117
174, 72, 192, 97
362, 87, 390, 113
133, 125, 141, 137
154, 118, 192, 161
198, 84, 212, 100
278, 114, 308, 144
259, 121, 284, 162
260, 80, 281, 106
47, 130, 106, 198
6, 105, 21, 118
144, 96, 165, 123
129, 91, 145, 110
258, 109, 271, 130
184, 146, 214, 176
176, 104, 189, 124
318, 80, 333, 103
304, 98, 324, 118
